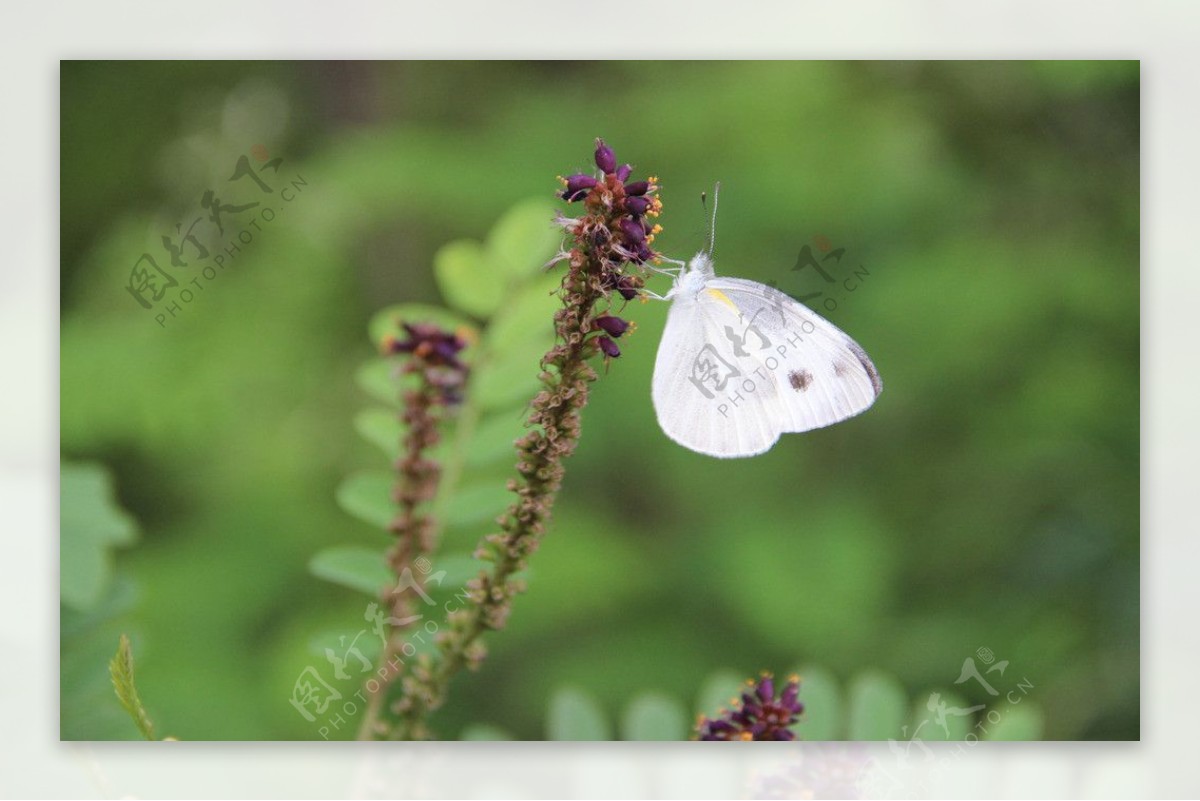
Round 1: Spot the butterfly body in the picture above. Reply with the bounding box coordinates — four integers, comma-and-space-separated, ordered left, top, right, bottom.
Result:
651, 251, 882, 458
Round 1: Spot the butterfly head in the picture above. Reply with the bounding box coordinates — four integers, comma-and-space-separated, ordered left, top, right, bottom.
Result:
668, 252, 714, 299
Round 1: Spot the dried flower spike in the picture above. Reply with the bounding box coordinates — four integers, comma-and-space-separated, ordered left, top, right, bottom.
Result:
358, 320, 468, 740
393, 139, 665, 738
696, 673, 804, 741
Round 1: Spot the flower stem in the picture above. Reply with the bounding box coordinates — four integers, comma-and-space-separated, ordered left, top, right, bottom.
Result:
395, 247, 604, 739
390, 138, 660, 739
357, 325, 467, 741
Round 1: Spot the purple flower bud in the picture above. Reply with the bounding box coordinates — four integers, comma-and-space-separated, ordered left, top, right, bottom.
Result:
624, 180, 650, 196
633, 242, 654, 264
615, 163, 633, 181
593, 315, 629, 338
562, 174, 598, 202
780, 680, 800, 712
624, 196, 651, 216
616, 275, 642, 300
388, 322, 468, 371
618, 217, 645, 244
757, 675, 774, 704
594, 138, 617, 174
597, 335, 621, 358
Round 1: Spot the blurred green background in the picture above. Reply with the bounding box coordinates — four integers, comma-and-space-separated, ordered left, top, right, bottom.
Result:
60, 61, 1138, 741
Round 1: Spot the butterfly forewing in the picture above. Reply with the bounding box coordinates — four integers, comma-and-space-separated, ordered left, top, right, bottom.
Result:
652, 274, 881, 458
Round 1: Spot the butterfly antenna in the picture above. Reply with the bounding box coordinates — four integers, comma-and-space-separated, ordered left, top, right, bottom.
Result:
707, 182, 721, 256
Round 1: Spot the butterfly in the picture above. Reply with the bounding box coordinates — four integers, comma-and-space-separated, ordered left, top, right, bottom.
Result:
649, 192, 882, 458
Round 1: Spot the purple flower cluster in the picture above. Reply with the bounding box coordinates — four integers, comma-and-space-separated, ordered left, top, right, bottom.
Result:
696, 673, 804, 741
556, 138, 663, 360
382, 322, 469, 404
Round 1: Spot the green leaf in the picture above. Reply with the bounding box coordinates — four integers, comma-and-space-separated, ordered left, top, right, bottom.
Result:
465, 410, 527, 468
847, 671, 908, 740
621, 692, 688, 741
460, 723, 512, 740
434, 240, 497, 318
306, 625, 385, 662
471, 277, 560, 411
484, 198, 562, 279
911, 689, 973, 741
443, 481, 514, 528
61, 462, 138, 611
547, 686, 611, 740
793, 665, 843, 740
695, 669, 746, 721
310, 546, 391, 596
427, 552, 487, 590
356, 359, 404, 407
109, 634, 155, 740
354, 407, 403, 458
368, 303, 476, 347
483, 273, 562, 351
62, 576, 142, 740
982, 703, 1044, 741
335, 470, 396, 530
471, 361, 544, 412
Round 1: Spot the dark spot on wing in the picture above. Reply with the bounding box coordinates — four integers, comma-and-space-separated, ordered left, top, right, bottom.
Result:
788, 370, 813, 391
845, 338, 883, 396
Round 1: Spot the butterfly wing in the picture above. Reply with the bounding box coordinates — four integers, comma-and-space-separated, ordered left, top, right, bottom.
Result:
652, 286, 786, 457
708, 276, 882, 435
651, 276, 881, 458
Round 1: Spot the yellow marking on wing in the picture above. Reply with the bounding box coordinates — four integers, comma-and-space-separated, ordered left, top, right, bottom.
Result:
705, 288, 739, 313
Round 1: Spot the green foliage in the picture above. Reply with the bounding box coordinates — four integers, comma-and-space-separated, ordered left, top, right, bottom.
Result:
335, 471, 397, 531
793, 665, 843, 740
60, 462, 148, 740
323, 199, 563, 613
847, 671, 909, 740
61, 577, 143, 740
60, 462, 138, 611
308, 546, 393, 595
695, 670, 746, 722
109, 634, 157, 740
621, 692, 689, 741
547, 687, 611, 740
983, 704, 1045, 741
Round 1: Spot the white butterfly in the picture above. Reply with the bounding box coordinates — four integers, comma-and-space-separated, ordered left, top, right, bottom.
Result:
649, 195, 882, 458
